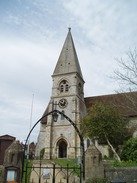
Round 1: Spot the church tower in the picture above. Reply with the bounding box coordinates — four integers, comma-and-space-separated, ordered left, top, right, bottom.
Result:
35, 28, 87, 159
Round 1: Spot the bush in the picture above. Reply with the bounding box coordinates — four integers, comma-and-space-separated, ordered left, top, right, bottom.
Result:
109, 160, 137, 167
121, 137, 137, 161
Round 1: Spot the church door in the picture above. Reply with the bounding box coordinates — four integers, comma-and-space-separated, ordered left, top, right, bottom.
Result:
58, 140, 67, 158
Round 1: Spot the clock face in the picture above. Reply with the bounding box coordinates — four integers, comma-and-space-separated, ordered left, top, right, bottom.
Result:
59, 98, 68, 108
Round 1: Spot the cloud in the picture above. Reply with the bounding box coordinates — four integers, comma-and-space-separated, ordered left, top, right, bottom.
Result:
0, 0, 68, 43
0, 36, 58, 141
60, 0, 137, 95
0, 0, 137, 141
62, 0, 137, 51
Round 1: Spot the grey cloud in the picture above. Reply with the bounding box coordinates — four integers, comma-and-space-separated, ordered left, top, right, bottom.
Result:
0, 0, 137, 141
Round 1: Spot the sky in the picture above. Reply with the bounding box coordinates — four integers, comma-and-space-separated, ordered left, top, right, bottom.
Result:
0, 0, 137, 143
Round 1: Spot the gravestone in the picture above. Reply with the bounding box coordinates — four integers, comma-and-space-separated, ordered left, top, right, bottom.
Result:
3, 140, 23, 183
85, 145, 104, 180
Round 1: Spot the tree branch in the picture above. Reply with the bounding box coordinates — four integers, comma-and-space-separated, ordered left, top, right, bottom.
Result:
105, 135, 121, 161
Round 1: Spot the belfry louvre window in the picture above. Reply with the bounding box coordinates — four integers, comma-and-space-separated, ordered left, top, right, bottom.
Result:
60, 85, 64, 92
59, 80, 69, 93
65, 84, 69, 92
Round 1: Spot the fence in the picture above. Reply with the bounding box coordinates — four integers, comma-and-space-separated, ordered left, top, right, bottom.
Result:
24, 162, 82, 183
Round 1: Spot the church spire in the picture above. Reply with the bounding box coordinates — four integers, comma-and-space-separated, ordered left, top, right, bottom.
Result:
53, 28, 84, 80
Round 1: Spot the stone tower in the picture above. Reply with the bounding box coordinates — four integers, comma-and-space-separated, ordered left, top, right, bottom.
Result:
35, 29, 86, 159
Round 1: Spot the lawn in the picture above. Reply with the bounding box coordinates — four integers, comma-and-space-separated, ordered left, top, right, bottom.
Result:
52, 158, 81, 177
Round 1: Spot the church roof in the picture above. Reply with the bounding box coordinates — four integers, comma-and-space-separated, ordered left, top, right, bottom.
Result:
41, 92, 137, 125
84, 92, 137, 117
53, 28, 83, 80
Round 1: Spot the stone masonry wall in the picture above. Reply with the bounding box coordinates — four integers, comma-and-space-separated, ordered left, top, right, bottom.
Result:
104, 167, 137, 183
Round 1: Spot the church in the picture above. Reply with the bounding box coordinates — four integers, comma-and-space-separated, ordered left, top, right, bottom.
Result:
35, 28, 137, 159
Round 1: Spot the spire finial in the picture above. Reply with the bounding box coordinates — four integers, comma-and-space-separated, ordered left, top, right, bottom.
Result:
68, 27, 71, 32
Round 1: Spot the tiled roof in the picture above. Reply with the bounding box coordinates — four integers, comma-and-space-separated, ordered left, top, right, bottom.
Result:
0, 135, 16, 140
84, 92, 137, 117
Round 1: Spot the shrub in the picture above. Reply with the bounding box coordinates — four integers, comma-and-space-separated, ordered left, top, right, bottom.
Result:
121, 137, 137, 161
109, 160, 137, 167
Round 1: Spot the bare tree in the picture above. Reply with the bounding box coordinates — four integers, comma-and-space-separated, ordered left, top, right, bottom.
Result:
113, 48, 137, 114
114, 48, 137, 91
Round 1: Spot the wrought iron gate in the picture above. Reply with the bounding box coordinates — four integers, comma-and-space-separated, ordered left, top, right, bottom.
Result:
24, 162, 82, 183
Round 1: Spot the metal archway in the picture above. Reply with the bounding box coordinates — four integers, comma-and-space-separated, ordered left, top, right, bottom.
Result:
22, 109, 85, 181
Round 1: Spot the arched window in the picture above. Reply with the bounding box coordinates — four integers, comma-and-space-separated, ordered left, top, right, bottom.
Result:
87, 139, 90, 148
78, 83, 83, 95
78, 83, 81, 90
59, 80, 69, 93
11, 153, 15, 163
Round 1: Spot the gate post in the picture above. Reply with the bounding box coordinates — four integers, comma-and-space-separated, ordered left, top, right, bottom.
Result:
38, 156, 42, 183
3, 140, 23, 183
80, 164, 82, 183
52, 163, 55, 183
66, 164, 69, 183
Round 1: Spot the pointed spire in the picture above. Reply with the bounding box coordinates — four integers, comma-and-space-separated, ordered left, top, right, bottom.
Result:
53, 29, 84, 80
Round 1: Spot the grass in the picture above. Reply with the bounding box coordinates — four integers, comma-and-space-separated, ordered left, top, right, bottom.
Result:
52, 158, 81, 177
108, 160, 137, 167
53, 158, 78, 167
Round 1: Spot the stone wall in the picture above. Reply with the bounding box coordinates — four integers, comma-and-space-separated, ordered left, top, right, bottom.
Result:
3, 140, 23, 183
85, 145, 137, 183
86, 164, 137, 183
85, 145, 104, 180
104, 167, 137, 183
